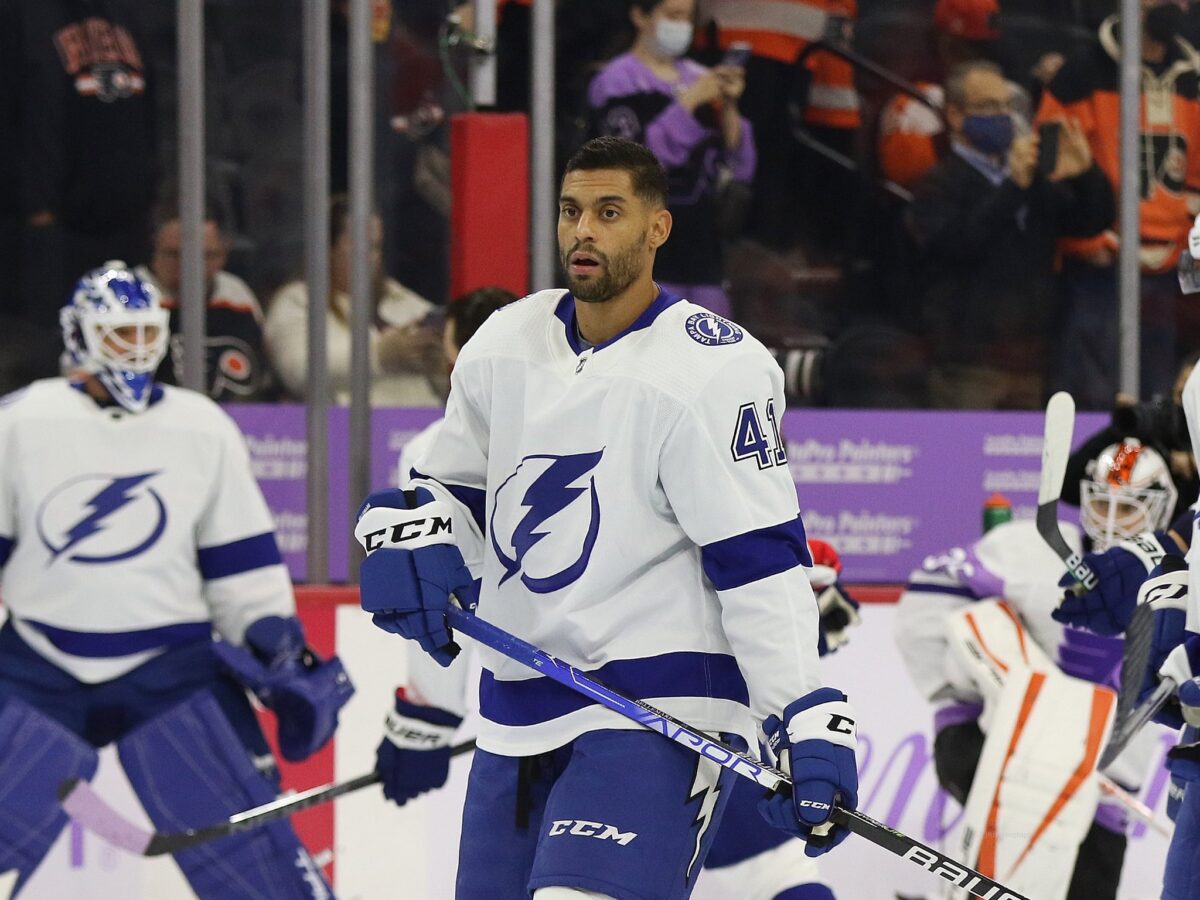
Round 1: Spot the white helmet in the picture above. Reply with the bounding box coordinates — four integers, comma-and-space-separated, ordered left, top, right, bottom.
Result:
1080, 439, 1178, 550
60, 261, 169, 413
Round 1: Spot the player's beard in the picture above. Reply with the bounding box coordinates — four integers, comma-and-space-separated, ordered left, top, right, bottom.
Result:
560, 231, 647, 303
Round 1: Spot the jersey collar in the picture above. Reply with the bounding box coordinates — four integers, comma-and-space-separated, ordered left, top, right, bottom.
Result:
555, 286, 682, 355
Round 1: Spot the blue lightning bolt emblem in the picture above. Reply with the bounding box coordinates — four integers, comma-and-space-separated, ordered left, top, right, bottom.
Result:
490, 450, 603, 594
39, 472, 168, 564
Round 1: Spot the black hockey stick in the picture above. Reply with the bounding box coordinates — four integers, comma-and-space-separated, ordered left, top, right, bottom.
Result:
446, 607, 1030, 900
1038, 391, 1099, 592
58, 739, 476, 856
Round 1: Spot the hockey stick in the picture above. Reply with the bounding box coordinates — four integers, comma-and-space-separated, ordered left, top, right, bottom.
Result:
1039, 392, 1165, 769
1038, 391, 1098, 592
446, 608, 1029, 900
58, 739, 477, 856
1097, 555, 1190, 768
1097, 774, 1173, 838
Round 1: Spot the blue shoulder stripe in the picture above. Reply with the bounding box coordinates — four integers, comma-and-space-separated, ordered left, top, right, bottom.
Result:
701, 515, 812, 591
197, 532, 282, 580
20, 619, 211, 658
410, 470, 487, 534
0, 536, 13, 568
480, 651, 749, 728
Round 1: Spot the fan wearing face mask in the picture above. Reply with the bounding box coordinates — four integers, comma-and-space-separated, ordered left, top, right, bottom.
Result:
587, 0, 755, 321
905, 57, 1113, 410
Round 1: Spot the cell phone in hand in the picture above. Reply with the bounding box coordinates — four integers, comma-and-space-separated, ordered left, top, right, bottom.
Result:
1037, 121, 1062, 176
722, 41, 752, 68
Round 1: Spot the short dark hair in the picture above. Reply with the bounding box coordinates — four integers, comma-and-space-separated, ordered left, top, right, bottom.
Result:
448, 286, 519, 350
563, 137, 668, 208
150, 193, 226, 234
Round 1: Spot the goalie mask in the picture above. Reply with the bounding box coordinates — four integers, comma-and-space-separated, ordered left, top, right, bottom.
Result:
61, 261, 169, 413
1080, 439, 1178, 550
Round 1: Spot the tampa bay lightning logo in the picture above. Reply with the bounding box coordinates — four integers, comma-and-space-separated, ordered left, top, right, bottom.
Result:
685, 312, 743, 346
490, 450, 603, 593
37, 472, 168, 564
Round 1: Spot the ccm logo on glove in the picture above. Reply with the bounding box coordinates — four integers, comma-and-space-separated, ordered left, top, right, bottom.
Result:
355, 502, 458, 553
828, 714, 856, 736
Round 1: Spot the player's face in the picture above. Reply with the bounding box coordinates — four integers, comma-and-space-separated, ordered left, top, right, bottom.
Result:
557, 169, 661, 303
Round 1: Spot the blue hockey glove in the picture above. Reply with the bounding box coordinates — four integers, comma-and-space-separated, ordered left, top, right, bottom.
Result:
1129, 555, 1191, 730
354, 487, 477, 667
1157, 634, 1200, 732
375, 691, 463, 806
1167, 727, 1200, 786
1052, 531, 1183, 635
758, 688, 858, 857
212, 616, 356, 762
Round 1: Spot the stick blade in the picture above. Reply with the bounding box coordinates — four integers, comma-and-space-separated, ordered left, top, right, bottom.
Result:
58, 777, 154, 856
1039, 391, 1076, 504
1100, 677, 1175, 769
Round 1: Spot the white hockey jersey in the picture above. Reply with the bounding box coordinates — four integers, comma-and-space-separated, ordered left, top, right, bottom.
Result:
1182, 364, 1200, 632
409, 289, 822, 756
0, 379, 294, 683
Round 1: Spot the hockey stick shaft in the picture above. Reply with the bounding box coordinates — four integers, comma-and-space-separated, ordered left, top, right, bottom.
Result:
1098, 774, 1173, 837
1038, 391, 1098, 591
60, 740, 476, 856
447, 607, 1030, 900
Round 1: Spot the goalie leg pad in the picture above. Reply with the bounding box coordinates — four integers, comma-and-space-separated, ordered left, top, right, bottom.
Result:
117, 691, 332, 900
956, 668, 1113, 900
0, 697, 98, 891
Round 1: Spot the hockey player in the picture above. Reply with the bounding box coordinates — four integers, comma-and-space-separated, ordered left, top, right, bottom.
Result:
0, 263, 352, 898
1118, 361, 1200, 900
894, 452, 1176, 900
355, 136, 859, 900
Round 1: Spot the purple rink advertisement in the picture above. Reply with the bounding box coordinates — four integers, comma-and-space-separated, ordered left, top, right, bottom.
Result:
225, 405, 1109, 585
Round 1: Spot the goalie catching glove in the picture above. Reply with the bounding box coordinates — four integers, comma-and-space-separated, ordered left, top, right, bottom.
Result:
354, 487, 479, 667
758, 687, 859, 857
808, 539, 862, 655
376, 689, 464, 806
212, 615, 355, 762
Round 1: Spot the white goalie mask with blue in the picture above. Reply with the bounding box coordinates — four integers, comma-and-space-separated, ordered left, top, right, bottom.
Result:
61, 261, 170, 413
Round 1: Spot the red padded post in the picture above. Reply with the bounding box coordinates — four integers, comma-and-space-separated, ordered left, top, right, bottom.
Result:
450, 112, 530, 299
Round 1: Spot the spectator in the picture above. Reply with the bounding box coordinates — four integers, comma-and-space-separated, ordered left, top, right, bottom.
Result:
2, 0, 157, 378
137, 204, 272, 402
704, 0, 859, 257
589, 0, 755, 319
1036, 0, 1200, 408
397, 285, 519, 487
907, 60, 1114, 409
265, 194, 443, 406
877, 0, 1003, 192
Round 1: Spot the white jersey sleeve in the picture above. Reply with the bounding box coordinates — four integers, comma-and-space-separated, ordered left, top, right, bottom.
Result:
1183, 364, 1200, 632
196, 407, 295, 644
659, 351, 820, 726
408, 353, 490, 577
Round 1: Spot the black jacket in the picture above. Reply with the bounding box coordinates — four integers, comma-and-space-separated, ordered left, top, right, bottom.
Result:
8, 0, 155, 231
907, 151, 1114, 370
